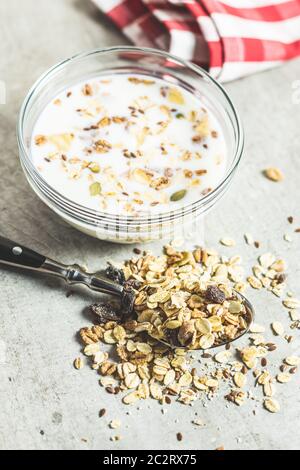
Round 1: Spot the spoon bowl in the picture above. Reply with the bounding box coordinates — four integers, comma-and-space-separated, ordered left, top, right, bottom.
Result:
153, 291, 254, 351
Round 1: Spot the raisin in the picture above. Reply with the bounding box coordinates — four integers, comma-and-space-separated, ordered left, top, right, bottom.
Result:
121, 287, 136, 319
165, 328, 181, 347
90, 303, 121, 323
105, 263, 125, 285
202, 353, 212, 359
205, 285, 225, 304
124, 279, 142, 290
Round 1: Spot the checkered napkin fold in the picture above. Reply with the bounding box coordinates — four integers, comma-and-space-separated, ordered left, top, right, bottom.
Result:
92, 0, 300, 82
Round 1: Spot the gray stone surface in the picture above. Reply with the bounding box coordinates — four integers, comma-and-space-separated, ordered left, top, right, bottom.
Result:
0, 0, 300, 450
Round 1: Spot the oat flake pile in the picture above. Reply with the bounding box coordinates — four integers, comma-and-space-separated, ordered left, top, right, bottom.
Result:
75, 242, 300, 419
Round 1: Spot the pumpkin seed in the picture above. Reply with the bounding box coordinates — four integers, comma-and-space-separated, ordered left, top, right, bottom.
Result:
170, 190, 187, 202
88, 162, 100, 173
89, 182, 101, 196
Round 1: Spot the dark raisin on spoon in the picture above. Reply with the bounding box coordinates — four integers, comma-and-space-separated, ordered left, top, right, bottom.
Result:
205, 285, 226, 304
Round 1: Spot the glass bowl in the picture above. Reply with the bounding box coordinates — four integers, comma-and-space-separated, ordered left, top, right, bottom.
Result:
17, 46, 244, 243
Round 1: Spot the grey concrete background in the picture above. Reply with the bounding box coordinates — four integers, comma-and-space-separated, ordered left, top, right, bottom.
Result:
0, 0, 300, 450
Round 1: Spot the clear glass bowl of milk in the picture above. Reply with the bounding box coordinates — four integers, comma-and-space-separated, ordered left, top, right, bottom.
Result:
17, 47, 244, 243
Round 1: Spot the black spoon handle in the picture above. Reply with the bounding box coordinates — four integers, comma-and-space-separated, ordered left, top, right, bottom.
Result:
0, 235, 46, 269
0, 235, 124, 297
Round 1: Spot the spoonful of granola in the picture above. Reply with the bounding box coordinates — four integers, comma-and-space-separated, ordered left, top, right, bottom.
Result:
97, 249, 254, 351
0, 235, 253, 350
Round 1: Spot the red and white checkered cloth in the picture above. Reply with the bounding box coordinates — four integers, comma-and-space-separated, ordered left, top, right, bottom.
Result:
92, 0, 300, 82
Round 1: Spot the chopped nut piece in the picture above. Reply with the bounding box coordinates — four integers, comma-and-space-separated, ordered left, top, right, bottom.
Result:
94, 139, 111, 153
82, 84, 93, 96
128, 77, 155, 85
35, 135, 47, 146
98, 117, 111, 127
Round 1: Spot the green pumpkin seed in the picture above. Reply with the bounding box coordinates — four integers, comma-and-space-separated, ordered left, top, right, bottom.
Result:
89, 182, 101, 196
88, 162, 100, 173
170, 189, 187, 202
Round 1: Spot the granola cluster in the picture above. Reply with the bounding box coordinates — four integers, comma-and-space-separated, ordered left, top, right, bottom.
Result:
79, 321, 224, 406
128, 247, 250, 349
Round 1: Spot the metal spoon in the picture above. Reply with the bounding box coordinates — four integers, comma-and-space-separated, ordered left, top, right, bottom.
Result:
0, 235, 254, 349
157, 292, 254, 351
